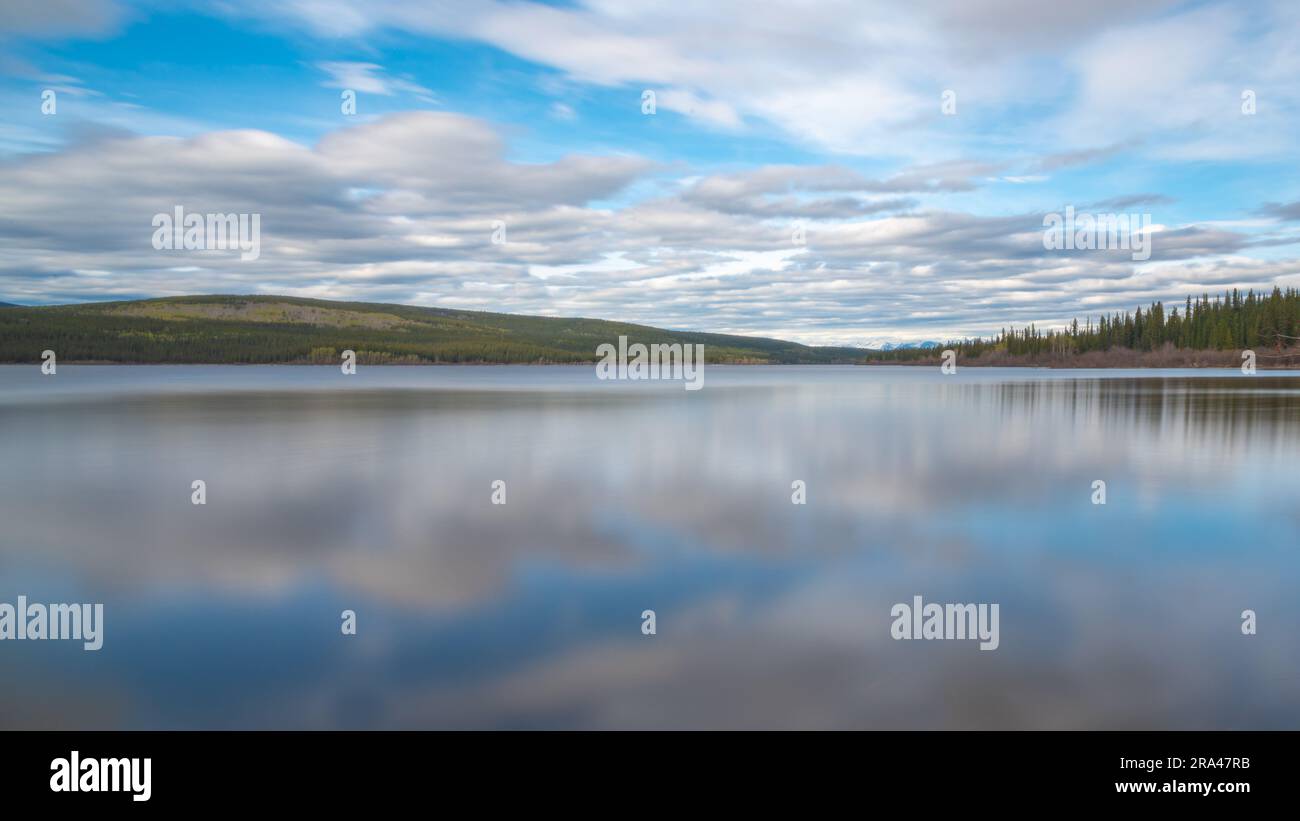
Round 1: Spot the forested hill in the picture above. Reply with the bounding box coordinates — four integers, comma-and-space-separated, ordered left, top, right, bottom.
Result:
865, 287, 1300, 367
0, 295, 866, 364
6, 290, 1299, 367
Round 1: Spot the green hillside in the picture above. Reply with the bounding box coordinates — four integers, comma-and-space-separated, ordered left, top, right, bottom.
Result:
0, 295, 867, 364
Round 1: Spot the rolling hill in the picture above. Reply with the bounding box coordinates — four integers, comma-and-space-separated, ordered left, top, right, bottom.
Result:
0, 295, 868, 365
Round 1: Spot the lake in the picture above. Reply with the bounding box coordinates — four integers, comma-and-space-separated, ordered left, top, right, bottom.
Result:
1, 364, 1298, 729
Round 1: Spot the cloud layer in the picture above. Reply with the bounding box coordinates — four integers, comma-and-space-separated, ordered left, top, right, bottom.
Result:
1, 0, 1299, 342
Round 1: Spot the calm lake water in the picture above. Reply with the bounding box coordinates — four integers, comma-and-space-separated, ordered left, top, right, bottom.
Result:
2, 364, 1299, 729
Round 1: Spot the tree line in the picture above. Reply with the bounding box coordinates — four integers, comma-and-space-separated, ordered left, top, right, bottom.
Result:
870, 287, 1300, 362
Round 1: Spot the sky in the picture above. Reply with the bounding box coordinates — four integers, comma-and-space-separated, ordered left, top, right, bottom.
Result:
1, 0, 1298, 345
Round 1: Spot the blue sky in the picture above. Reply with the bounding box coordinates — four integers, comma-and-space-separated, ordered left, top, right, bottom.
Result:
1, 0, 1298, 344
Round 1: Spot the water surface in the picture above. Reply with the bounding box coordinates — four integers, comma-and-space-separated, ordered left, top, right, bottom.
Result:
2, 365, 1298, 729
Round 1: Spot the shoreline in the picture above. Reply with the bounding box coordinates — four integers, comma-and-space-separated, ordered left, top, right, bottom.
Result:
2, 359, 1299, 371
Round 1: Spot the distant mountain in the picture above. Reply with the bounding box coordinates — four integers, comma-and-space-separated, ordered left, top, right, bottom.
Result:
0, 295, 872, 365
878, 340, 940, 351
0, 302, 17, 307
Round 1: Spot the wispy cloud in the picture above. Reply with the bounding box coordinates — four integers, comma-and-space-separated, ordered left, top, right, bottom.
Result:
317, 62, 437, 103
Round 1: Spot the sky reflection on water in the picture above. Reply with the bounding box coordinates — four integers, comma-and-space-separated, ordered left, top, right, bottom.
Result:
1, 365, 1298, 729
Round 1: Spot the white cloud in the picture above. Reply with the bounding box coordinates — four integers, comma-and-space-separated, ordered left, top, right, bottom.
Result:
0, 0, 126, 39
653, 89, 741, 129
1, 109, 1294, 342
316, 61, 437, 101
220, 0, 1300, 161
